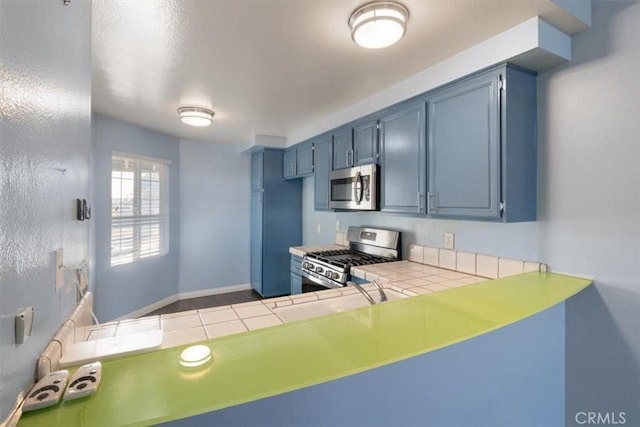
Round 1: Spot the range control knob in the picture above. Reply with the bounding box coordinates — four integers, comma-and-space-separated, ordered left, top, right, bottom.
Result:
332, 272, 340, 280
303, 262, 312, 269
315, 266, 324, 274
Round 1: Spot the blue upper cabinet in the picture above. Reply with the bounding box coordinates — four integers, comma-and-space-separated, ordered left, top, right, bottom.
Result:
296, 142, 314, 176
332, 122, 378, 170
379, 102, 426, 214
426, 65, 537, 222
313, 136, 332, 211
283, 149, 296, 179
427, 71, 501, 219
332, 128, 353, 170
353, 120, 379, 166
251, 150, 264, 190
283, 141, 314, 179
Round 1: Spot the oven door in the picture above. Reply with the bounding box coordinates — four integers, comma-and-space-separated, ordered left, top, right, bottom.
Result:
300, 268, 344, 289
329, 164, 378, 210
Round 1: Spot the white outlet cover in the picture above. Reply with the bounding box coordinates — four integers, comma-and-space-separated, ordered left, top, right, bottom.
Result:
336, 221, 341, 232
316, 224, 321, 234
444, 233, 455, 250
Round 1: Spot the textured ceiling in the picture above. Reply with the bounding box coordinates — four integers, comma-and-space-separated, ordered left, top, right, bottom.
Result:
92, 0, 567, 145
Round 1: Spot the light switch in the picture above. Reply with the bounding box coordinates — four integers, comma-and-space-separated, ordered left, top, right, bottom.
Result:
15, 307, 34, 344
55, 248, 64, 291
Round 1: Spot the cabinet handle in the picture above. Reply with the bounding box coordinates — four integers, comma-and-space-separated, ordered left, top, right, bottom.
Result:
345, 150, 349, 167
418, 191, 422, 210
294, 160, 297, 176
427, 192, 437, 210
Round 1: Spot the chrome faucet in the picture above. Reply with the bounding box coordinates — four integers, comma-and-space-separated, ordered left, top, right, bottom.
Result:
346, 281, 376, 305
372, 280, 388, 302
347, 281, 388, 305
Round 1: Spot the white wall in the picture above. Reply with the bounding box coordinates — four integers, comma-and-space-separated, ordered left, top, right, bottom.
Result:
302, 2, 640, 423
178, 140, 251, 293
0, 0, 91, 420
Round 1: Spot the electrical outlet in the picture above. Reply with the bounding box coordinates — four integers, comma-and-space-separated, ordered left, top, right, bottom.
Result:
444, 233, 455, 250
316, 223, 321, 234
335, 221, 341, 232
55, 248, 64, 291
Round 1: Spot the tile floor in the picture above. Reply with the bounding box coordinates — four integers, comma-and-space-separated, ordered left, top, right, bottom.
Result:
144, 289, 262, 316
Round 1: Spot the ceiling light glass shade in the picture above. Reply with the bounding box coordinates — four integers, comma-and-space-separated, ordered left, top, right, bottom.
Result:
349, 1, 409, 49
177, 107, 215, 127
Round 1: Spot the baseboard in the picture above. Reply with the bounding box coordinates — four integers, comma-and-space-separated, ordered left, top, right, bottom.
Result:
178, 283, 252, 300
114, 294, 179, 321
115, 283, 253, 320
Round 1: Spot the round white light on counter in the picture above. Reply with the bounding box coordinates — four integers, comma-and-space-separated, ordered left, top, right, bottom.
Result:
180, 344, 212, 368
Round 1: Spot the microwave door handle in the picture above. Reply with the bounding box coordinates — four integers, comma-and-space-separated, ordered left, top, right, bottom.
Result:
353, 171, 363, 205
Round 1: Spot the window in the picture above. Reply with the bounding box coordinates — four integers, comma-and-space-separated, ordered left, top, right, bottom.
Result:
111, 152, 170, 266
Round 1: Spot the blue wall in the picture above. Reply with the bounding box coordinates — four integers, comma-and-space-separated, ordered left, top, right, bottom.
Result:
165, 303, 565, 427
0, 0, 91, 420
302, 2, 640, 424
178, 140, 251, 293
93, 114, 180, 321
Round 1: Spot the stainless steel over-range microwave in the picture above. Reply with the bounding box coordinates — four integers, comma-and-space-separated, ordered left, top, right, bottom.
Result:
329, 164, 378, 211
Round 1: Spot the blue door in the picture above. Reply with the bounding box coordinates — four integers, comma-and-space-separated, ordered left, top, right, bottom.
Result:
250, 191, 263, 294
314, 137, 332, 210
427, 72, 500, 219
379, 103, 426, 214
332, 128, 353, 170
353, 120, 378, 165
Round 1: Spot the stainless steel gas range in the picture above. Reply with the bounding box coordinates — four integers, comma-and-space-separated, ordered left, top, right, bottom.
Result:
301, 226, 401, 289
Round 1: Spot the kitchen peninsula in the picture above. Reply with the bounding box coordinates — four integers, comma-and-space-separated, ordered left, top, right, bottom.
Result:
18, 270, 590, 427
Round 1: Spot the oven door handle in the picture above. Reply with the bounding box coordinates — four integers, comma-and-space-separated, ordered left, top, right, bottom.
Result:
353, 171, 364, 205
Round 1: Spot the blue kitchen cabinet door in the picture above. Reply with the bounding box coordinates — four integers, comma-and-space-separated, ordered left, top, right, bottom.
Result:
290, 273, 302, 295
251, 149, 302, 297
251, 151, 264, 190
314, 136, 332, 211
426, 65, 537, 222
250, 191, 263, 295
283, 148, 296, 179
283, 142, 314, 179
353, 120, 378, 166
332, 128, 353, 170
427, 72, 501, 219
296, 142, 314, 176
379, 102, 426, 214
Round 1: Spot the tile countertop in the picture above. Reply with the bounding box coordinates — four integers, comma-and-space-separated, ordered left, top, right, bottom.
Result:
19, 272, 591, 427
70, 260, 490, 352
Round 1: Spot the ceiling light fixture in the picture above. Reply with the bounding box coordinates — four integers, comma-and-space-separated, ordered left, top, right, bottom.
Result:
349, 1, 409, 49
177, 106, 215, 127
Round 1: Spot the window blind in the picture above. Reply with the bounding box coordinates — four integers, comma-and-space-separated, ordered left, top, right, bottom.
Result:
111, 154, 169, 266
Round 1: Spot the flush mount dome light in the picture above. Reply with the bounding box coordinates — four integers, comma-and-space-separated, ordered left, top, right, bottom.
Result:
349, 1, 409, 49
177, 106, 215, 127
